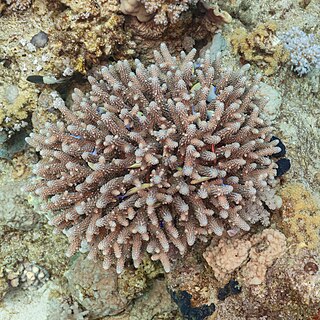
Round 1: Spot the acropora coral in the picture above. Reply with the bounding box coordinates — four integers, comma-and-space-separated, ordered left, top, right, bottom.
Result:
27, 43, 283, 274
278, 27, 320, 76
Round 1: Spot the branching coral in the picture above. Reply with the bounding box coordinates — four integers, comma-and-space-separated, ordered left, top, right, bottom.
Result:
120, 0, 198, 25
279, 183, 320, 249
278, 27, 320, 76
26, 44, 282, 273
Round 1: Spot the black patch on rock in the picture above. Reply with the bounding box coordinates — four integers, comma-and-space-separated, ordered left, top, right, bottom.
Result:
217, 279, 241, 301
170, 289, 215, 320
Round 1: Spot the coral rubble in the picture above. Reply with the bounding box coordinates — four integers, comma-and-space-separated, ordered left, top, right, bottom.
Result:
5, 261, 49, 289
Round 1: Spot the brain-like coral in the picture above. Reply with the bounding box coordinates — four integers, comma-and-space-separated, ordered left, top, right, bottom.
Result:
26, 44, 282, 273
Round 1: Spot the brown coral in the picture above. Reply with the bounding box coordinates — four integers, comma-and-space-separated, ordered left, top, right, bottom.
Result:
203, 237, 252, 282
240, 228, 286, 285
26, 44, 282, 273
214, 247, 319, 320
203, 229, 286, 284
121, 1, 231, 64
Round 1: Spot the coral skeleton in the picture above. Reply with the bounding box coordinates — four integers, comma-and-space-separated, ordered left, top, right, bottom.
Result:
26, 44, 282, 273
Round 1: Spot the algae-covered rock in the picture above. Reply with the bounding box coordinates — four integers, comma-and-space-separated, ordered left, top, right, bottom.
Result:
213, 247, 320, 320
118, 255, 164, 301
130, 280, 180, 320
0, 178, 39, 232
230, 22, 289, 75
279, 183, 320, 249
0, 267, 9, 301
0, 128, 29, 160
65, 254, 129, 319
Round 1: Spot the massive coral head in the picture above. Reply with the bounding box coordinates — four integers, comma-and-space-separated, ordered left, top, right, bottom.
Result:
26, 43, 282, 273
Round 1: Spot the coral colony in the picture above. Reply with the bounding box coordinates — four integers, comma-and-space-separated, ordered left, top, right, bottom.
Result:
26, 44, 284, 273
278, 27, 320, 76
120, 0, 206, 25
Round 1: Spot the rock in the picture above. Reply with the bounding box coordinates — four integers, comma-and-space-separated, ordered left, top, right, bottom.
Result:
0, 269, 9, 300
130, 279, 179, 320
258, 83, 282, 120
5, 84, 19, 104
0, 179, 39, 232
30, 31, 49, 48
65, 254, 129, 319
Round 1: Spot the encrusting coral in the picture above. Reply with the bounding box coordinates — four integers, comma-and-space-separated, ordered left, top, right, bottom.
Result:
240, 228, 286, 285
26, 43, 282, 273
203, 237, 252, 282
279, 183, 320, 249
203, 229, 286, 284
230, 22, 289, 76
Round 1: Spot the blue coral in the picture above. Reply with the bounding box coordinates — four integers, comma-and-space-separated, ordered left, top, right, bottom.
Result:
278, 27, 320, 76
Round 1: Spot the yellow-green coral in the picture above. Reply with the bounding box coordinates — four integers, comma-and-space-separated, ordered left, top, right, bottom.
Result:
279, 183, 320, 249
230, 22, 289, 75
